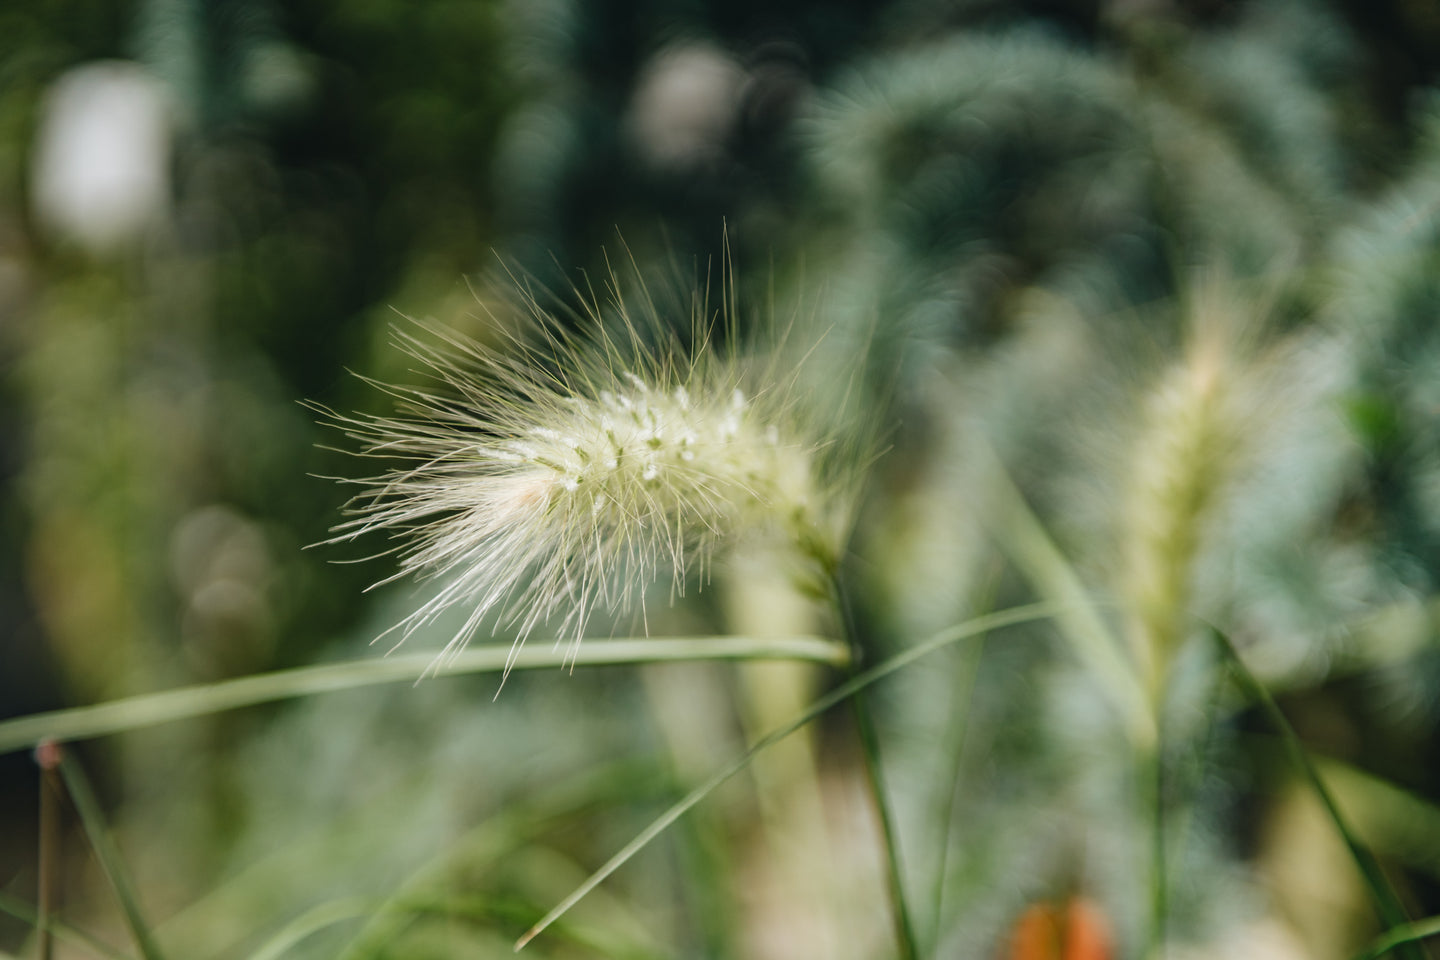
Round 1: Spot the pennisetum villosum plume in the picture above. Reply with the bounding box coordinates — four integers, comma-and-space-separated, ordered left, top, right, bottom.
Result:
317, 254, 858, 678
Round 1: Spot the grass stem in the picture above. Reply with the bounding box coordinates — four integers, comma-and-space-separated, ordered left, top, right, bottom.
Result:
0, 635, 849, 756
1147, 722, 1167, 960
36, 742, 62, 960
926, 597, 990, 950
974, 439, 1154, 748
0, 890, 134, 960
513, 603, 1058, 951
831, 575, 920, 960
1210, 626, 1424, 960
53, 746, 167, 960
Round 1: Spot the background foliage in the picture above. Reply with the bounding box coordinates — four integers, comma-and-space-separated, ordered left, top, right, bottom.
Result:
5, 0, 1440, 958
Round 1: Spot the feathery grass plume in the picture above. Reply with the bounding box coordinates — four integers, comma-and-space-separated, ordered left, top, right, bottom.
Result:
1120, 274, 1279, 701
320, 255, 857, 677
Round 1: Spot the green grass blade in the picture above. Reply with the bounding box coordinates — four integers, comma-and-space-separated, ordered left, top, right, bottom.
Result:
329, 757, 680, 960
927, 629, 987, 947
1146, 719, 1167, 960
0, 890, 135, 960
54, 749, 167, 960
846, 686, 918, 960
926, 560, 1002, 949
974, 439, 1155, 746
0, 635, 849, 755
513, 602, 1058, 951
831, 575, 919, 960
243, 898, 371, 960
1210, 626, 1420, 958
1316, 755, 1440, 881
1355, 916, 1440, 960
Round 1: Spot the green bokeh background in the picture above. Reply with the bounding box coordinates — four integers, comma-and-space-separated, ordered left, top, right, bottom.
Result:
6, 1, 1440, 957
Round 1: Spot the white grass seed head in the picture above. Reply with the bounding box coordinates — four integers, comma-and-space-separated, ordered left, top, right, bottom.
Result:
319, 259, 856, 676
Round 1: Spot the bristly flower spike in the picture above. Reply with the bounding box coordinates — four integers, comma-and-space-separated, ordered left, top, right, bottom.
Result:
319, 259, 851, 684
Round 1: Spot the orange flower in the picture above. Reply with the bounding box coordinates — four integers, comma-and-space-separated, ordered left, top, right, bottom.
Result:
1005, 897, 1113, 960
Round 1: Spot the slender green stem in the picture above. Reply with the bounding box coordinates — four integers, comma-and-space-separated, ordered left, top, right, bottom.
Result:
37, 742, 62, 960
1152, 657, 1227, 960
830, 575, 920, 960
1147, 719, 1167, 960
927, 616, 988, 950
54, 747, 167, 960
514, 603, 1059, 951
974, 439, 1154, 748
849, 691, 920, 960
928, 560, 1003, 949
0, 635, 849, 755
1210, 627, 1423, 960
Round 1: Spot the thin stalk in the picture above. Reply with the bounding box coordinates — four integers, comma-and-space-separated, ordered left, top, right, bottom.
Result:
36, 742, 62, 960
974, 439, 1154, 748
1210, 626, 1422, 960
1156, 651, 1234, 960
927, 559, 1005, 949
1170, 655, 1226, 871
0, 635, 849, 755
514, 603, 1058, 951
830, 575, 920, 960
54, 747, 167, 960
0, 890, 134, 960
926, 616, 988, 950
1147, 719, 1167, 960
